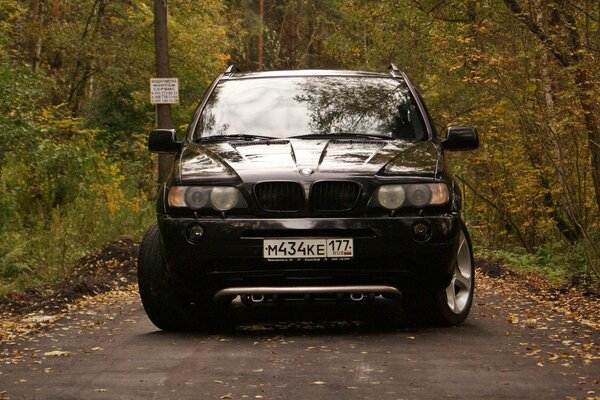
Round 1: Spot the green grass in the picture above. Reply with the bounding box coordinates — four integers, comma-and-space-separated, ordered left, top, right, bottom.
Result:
474, 241, 593, 287
0, 201, 153, 297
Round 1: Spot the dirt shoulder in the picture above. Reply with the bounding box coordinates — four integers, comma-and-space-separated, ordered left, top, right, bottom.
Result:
476, 256, 600, 330
0, 239, 138, 317
0, 243, 598, 341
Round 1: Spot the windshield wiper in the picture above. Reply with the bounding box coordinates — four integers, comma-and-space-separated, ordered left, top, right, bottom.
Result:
196, 134, 277, 142
289, 133, 391, 140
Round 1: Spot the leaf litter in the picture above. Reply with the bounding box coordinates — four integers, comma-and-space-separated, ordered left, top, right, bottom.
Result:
477, 256, 599, 397
0, 245, 597, 398
0, 240, 139, 343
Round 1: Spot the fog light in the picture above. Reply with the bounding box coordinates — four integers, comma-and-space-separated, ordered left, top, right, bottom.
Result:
412, 221, 431, 240
187, 224, 204, 243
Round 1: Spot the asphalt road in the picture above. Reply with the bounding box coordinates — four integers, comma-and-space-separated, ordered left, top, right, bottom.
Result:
1, 282, 598, 400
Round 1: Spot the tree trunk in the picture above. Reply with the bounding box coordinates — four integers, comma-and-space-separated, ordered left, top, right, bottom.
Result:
154, 0, 174, 184
534, 6, 582, 243
575, 67, 600, 215
66, 0, 105, 115
28, 0, 44, 73
257, 0, 264, 70
502, 0, 600, 213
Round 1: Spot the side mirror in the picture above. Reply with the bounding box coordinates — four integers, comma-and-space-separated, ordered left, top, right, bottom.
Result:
442, 126, 479, 151
148, 129, 181, 153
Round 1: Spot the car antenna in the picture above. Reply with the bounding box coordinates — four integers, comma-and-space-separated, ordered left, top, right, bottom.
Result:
388, 63, 400, 78
224, 65, 240, 74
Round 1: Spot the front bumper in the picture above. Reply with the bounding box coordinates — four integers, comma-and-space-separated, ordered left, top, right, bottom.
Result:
157, 213, 461, 295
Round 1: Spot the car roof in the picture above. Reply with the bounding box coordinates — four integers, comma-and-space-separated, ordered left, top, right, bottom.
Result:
221, 69, 398, 80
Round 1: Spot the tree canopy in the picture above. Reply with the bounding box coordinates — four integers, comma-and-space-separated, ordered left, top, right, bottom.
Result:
0, 0, 598, 291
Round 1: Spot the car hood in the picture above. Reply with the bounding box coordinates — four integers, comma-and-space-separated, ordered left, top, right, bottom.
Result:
177, 139, 439, 182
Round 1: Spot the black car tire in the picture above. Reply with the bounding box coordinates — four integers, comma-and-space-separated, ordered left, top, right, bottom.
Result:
137, 223, 211, 331
405, 223, 475, 326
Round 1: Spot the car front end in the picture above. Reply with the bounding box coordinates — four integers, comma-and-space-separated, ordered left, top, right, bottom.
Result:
138, 66, 479, 330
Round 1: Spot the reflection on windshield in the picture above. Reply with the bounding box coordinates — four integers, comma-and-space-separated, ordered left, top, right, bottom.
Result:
195, 76, 427, 141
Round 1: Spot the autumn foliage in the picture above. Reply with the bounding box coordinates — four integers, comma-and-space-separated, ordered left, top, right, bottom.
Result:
0, 0, 598, 293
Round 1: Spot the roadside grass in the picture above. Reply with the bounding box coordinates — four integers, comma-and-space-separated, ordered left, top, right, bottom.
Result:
0, 200, 153, 297
0, 115, 155, 297
475, 241, 598, 290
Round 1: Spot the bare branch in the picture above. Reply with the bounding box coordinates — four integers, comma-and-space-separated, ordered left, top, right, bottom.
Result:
565, 0, 599, 22
502, 0, 571, 67
456, 175, 534, 253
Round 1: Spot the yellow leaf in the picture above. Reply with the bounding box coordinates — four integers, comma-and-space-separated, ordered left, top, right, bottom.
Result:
43, 351, 70, 357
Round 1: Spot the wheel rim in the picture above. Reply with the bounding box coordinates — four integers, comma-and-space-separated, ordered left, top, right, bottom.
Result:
445, 229, 473, 314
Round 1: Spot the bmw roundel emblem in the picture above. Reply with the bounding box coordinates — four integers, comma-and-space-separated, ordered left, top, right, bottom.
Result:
299, 168, 314, 176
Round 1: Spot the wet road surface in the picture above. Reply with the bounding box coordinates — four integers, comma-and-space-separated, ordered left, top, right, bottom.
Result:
1, 283, 598, 400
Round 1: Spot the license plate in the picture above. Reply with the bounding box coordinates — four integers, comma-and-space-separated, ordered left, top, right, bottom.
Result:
263, 238, 354, 260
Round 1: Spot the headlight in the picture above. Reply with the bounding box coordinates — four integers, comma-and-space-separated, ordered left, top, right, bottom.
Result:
429, 183, 450, 205
376, 185, 406, 209
371, 183, 449, 209
406, 184, 431, 207
168, 186, 246, 211
168, 186, 187, 208
210, 187, 240, 211
185, 187, 211, 209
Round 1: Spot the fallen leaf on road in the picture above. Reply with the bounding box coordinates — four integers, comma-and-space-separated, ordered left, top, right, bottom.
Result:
26, 315, 57, 324
311, 381, 326, 385
214, 380, 224, 384
43, 350, 70, 357
91, 347, 103, 351
220, 393, 233, 399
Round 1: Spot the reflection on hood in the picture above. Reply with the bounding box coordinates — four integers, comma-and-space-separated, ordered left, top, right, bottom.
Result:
178, 139, 439, 181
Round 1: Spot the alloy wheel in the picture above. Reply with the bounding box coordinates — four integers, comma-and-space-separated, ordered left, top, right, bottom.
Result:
444, 229, 473, 314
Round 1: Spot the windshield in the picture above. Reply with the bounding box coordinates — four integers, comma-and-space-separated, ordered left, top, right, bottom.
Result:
193, 76, 428, 141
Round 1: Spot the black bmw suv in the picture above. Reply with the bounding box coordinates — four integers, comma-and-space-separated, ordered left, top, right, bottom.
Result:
138, 64, 479, 330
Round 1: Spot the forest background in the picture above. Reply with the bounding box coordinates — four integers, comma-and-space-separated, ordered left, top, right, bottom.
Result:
0, 0, 598, 295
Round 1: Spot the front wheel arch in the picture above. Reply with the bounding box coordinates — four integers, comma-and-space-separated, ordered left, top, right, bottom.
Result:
405, 222, 475, 326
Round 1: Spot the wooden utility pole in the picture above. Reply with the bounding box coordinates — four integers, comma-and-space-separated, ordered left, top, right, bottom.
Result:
257, 0, 264, 70
154, 0, 174, 183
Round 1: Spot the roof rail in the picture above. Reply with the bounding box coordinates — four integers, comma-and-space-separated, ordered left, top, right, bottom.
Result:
224, 65, 239, 74
388, 63, 400, 77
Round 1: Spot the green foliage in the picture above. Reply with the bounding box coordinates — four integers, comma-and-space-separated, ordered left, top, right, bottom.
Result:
0, 198, 153, 295
320, 0, 599, 279
0, 0, 233, 294
0, 0, 598, 293
0, 106, 154, 293
85, 87, 148, 137
475, 241, 592, 288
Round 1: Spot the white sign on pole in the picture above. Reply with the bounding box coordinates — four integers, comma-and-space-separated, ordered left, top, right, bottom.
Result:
150, 78, 179, 104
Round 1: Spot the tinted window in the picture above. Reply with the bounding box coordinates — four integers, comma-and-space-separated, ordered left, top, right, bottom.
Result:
194, 76, 427, 140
